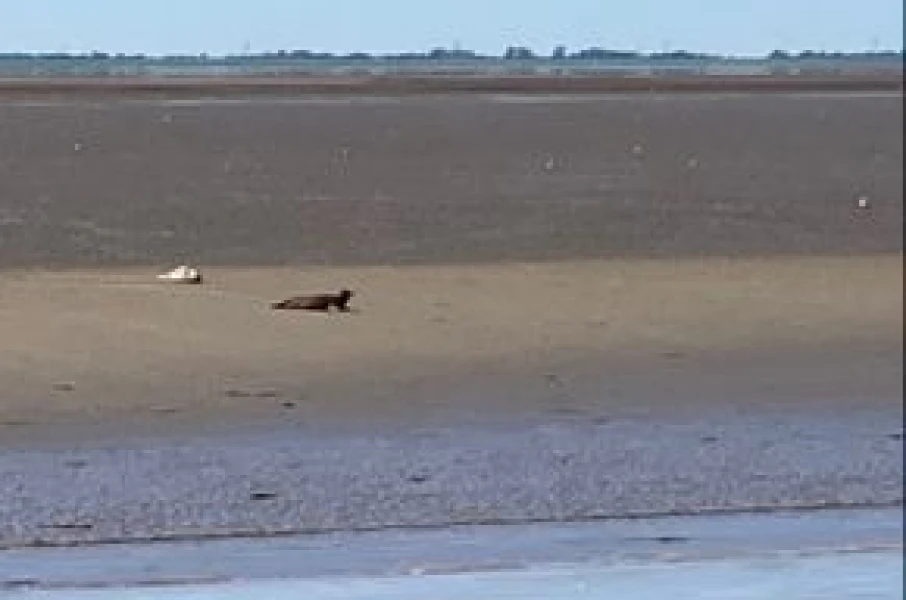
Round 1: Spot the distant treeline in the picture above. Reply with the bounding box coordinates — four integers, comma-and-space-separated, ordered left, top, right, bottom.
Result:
0, 47, 902, 61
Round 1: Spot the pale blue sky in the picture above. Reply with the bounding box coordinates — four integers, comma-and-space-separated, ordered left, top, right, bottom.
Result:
2, 0, 903, 56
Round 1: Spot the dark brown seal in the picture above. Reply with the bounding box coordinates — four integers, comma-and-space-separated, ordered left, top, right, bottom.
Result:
271, 289, 354, 312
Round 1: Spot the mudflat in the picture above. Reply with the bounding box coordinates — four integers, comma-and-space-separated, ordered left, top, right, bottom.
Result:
0, 72, 902, 99
0, 90, 901, 268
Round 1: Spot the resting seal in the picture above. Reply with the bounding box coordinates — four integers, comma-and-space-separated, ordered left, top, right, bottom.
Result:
157, 265, 203, 284
271, 289, 354, 312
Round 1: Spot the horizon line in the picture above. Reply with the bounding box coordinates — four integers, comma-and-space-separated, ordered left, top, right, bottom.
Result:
0, 47, 903, 61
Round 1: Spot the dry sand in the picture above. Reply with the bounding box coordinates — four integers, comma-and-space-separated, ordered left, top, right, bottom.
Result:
0, 256, 900, 437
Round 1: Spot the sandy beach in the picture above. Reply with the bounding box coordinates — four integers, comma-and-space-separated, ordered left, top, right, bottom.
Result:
0, 256, 901, 436
0, 81, 901, 550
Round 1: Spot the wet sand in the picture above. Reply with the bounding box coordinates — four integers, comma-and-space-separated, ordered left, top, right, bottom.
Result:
0, 91, 901, 268
0, 72, 902, 100
0, 406, 902, 548
0, 83, 901, 548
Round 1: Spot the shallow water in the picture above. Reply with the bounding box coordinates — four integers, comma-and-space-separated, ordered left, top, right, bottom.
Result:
3, 551, 902, 600
1, 508, 901, 599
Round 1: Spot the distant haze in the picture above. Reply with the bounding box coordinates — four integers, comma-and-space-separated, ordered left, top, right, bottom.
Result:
2, 0, 903, 57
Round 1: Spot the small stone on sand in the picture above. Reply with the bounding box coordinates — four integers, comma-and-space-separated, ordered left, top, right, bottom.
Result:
250, 491, 278, 501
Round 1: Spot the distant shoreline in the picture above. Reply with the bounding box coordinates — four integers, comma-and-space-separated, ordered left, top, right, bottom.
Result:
0, 72, 901, 99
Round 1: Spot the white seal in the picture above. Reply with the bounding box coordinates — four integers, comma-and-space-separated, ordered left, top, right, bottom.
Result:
157, 265, 203, 284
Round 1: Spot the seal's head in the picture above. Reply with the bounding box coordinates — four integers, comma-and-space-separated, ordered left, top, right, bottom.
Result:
336, 289, 354, 310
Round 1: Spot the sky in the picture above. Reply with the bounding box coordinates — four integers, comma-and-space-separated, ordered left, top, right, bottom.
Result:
2, 0, 903, 57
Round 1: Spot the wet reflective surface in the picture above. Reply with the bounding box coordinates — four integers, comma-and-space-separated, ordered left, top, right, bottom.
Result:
3, 550, 902, 600
1, 508, 901, 599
